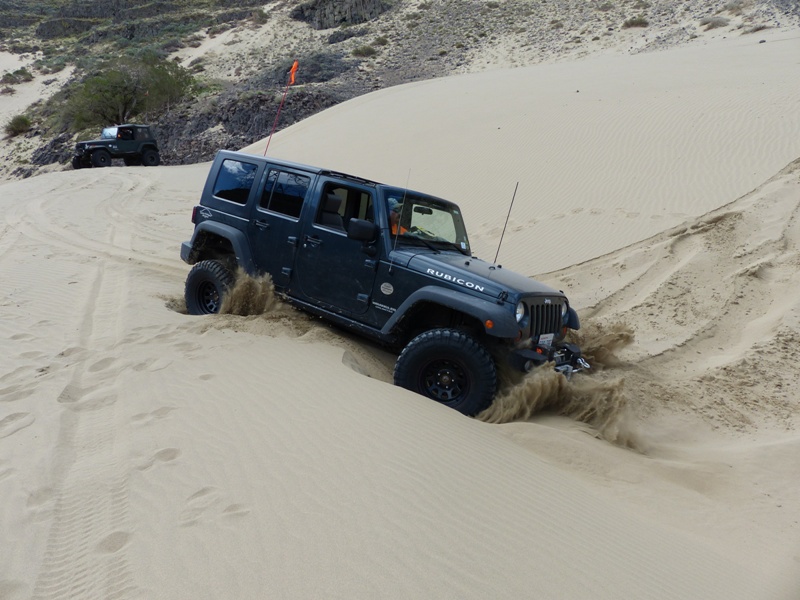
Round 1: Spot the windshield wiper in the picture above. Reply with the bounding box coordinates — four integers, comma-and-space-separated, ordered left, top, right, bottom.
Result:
429, 239, 469, 255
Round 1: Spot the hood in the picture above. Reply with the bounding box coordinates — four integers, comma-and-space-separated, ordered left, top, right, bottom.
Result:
403, 250, 562, 301
76, 138, 104, 147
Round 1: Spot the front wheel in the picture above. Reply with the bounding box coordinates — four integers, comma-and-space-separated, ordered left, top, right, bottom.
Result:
184, 260, 235, 315
394, 328, 497, 416
91, 149, 111, 167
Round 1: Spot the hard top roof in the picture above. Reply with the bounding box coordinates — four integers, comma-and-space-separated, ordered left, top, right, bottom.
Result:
217, 150, 455, 206
218, 149, 380, 187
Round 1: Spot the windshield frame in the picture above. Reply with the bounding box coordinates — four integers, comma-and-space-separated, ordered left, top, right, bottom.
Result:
380, 186, 471, 256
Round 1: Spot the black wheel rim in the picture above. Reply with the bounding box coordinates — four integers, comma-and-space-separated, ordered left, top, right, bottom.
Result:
419, 358, 469, 402
197, 281, 222, 314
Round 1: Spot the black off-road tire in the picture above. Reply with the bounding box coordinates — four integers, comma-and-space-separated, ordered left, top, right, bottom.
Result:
71, 157, 84, 169
394, 328, 497, 416
141, 149, 160, 166
185, 259, 236, 315
91, 149, 111, 167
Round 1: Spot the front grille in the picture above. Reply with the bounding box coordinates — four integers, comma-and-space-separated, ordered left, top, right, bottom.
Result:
527, 299, 564, 337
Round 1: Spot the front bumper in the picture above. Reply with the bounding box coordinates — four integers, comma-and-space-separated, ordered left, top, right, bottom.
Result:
509, 341, 590, 379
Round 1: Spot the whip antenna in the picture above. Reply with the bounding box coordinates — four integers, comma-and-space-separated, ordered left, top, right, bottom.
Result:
494, 182, 519, 264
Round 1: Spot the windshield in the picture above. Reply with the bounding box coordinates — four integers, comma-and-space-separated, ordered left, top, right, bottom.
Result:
383, 187, 471, 255
100, 127, 118, 140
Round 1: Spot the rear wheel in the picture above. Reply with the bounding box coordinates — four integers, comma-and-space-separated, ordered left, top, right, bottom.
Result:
141, 149, 160, 166
91, 149, 111, 167
184, 260, 236, 315
394, 328, 497, 416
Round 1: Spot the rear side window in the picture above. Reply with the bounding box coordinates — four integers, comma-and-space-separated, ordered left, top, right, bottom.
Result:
260, 169, 310, 218
213, 159, 258, 204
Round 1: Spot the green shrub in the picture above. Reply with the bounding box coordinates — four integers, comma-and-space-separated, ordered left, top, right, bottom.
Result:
352, 45, 377, 57
1, 68, 34, 85
5, 114, 31, 136
723, 1, 748, 15
700, 16, 730, 30
63, 55, 195, 130
622, 16, 649, 28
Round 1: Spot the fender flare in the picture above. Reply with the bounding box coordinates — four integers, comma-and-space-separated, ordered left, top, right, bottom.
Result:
566, 306, 580, 330
186, 221, 256, 274
381, 286, 519, 338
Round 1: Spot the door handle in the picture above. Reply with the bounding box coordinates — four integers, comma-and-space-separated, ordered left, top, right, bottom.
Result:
255, 220, 269, 230
304, 236, 322, 248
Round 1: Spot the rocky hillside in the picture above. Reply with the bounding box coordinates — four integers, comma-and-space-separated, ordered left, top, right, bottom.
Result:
1, 0, 798, 179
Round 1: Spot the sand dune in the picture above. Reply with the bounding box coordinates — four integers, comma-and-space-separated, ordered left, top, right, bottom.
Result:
1, 26, 799, 600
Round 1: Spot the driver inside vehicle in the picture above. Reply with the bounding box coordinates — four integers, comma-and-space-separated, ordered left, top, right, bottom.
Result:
388, 198, 408, 236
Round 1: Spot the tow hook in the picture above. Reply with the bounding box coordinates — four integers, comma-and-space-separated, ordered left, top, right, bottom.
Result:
555, 364, 575, 379
555, 357, 591, 380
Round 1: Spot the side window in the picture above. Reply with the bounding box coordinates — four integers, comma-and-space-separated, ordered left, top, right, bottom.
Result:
212, 159, 258, 205
136, 128, 150, 141
260, 169, 310, 218
315, 185, 373, 230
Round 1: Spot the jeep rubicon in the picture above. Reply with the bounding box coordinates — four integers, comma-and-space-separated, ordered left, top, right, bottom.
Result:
180, 150, 589, 416
72, 124, 160, 169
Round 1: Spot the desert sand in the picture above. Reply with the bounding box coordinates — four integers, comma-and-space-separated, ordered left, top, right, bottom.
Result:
1, 25, 800, 600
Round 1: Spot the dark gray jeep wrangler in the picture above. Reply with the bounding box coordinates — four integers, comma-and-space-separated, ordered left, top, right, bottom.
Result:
72, 124, 160, 168
180, 150, 588, 415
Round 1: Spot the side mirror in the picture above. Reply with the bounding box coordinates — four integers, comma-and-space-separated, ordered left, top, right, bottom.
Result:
347, 218, 379, 243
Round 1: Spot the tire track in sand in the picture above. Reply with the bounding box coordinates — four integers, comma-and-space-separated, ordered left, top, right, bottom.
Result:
31, 220, 139, 600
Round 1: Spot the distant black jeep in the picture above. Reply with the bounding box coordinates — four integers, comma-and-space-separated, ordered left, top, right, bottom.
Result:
72, 124, 160, 168
180, 150, 589, 416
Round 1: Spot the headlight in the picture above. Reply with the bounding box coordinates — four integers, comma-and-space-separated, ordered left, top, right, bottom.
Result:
561, 303, 568, 318
515, 301, 526, 323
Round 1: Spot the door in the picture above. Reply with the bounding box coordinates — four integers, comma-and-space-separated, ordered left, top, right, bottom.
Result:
247, 167, 312, 288
115, 126, 138, 154
294, 182, 378, 315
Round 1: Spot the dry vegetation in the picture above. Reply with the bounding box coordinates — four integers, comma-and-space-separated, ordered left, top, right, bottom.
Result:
0, 0, 797, 179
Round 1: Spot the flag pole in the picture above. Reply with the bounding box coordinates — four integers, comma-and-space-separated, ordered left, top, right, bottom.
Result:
264, 60, 298, 156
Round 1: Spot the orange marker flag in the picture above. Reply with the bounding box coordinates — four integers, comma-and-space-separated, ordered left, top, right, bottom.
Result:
265, 59, 299, 156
